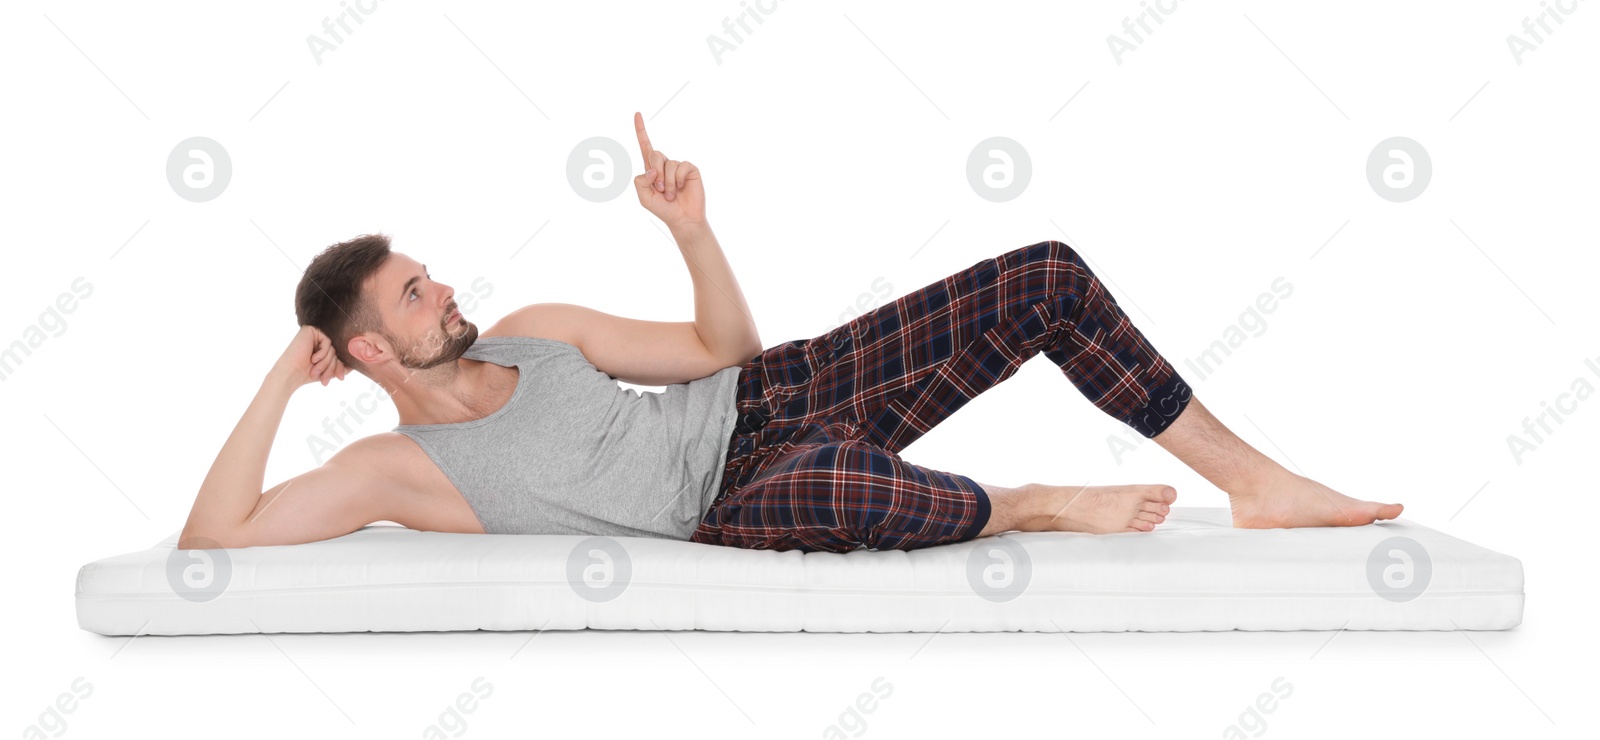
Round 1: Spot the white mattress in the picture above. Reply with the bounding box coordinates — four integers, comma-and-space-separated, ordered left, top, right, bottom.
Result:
75, 507, 1524, 635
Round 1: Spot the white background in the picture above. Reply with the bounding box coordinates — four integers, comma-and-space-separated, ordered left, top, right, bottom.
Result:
2, 1, 1593, 737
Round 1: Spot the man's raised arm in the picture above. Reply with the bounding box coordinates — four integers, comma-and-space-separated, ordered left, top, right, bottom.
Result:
632, 111, 761, 361
178, 326, 371, 549
670, 221, 761, 363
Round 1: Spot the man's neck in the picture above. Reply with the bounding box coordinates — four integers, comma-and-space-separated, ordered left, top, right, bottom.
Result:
386, 359, 502, 427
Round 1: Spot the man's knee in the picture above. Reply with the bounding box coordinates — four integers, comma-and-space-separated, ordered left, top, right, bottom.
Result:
1008, 240, 1091, 284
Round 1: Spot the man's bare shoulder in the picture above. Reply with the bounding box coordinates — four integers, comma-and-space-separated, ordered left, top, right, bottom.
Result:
319, 433, 441, 492
480, 303, 580, 344
331, 432, 432, 473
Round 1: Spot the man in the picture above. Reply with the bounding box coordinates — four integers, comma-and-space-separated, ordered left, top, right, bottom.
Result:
179, 113, 1402, 552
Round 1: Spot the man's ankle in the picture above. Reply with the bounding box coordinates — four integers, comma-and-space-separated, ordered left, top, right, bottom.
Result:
1224, 464, 1292, 500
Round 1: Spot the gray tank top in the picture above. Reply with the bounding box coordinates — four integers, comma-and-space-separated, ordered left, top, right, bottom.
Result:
393, 336, 743, 540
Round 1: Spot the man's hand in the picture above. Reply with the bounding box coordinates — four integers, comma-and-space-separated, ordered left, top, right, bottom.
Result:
273, 325, 349, 389
632, 111, 705, 231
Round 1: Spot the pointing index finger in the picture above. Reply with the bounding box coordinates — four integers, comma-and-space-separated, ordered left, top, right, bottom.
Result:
633, 111, 654, 166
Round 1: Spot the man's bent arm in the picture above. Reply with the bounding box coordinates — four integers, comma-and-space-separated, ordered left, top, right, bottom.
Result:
671, 220, 762, 364
178, 371, 297, 548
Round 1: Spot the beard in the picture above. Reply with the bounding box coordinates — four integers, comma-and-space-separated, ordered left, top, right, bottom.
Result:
386, 316, 478, 370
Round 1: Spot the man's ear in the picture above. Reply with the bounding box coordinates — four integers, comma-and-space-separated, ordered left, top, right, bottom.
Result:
348, 333, 384, 366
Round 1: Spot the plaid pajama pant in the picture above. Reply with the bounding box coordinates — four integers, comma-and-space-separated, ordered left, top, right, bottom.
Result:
688, 240, 1193, 553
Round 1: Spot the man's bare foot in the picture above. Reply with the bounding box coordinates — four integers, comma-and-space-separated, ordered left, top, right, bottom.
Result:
1231, 469, 1403, 529
1031, 483, 1178, 534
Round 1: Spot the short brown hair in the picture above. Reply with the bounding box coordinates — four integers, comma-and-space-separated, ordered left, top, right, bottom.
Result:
294, 233, 392, 371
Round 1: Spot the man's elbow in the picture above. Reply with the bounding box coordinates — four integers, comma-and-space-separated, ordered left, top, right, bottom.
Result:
178, 523, 241, 550
178, 512, 264, 550
730, 342, 762, 368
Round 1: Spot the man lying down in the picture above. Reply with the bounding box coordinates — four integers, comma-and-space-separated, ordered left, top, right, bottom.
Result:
179, 113, 1402, 553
